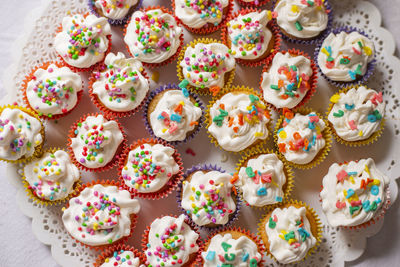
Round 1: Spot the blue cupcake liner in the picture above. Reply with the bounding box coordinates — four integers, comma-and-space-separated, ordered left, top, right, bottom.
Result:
176, 164, 242, 232
142, 83, 205, 147
88, 0, 143, 26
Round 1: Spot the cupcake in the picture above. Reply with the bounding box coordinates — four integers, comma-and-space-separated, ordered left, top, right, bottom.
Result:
142, 214, 202, 267
207, 87, 271, 153
327, 85, 385, 146
237, 0, 271, 7
119, 138, 183, 199
275, 108, 331, 168
177, 39, 236, 95
124, 7, 183, 67
201, 227, 265, 266
316, 27, 375, 86
260, 49, 317, 110
22, 148, 80, 205
173, 0, 233, 34
62, 181, 140, 249
222, 9, 281, 66
258, 201, 321, 264
89, 52, 150, 118
94, 244, 146, 267
320, 158, 390, 228
89, 0, 142, 25
0, 106, 44, 163
179, 165, 239, 228
144, 84, 203, 144
274, 0, 331, 43
22, 62, 83, 120
68, 113, 125, 172
54, 13, 112, 71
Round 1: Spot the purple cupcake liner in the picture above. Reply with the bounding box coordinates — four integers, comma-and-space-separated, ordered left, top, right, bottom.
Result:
88, 0, 143, 26
273, 0, 333, 45
314, 26, 377, 88
142, 83, 205, 147
176, 164, 242, 232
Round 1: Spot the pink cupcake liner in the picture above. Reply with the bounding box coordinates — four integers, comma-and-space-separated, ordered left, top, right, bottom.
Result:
88, 0, 143, 26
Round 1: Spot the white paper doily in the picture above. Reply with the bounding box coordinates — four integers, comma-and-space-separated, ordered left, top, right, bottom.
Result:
1, 0, 400, 267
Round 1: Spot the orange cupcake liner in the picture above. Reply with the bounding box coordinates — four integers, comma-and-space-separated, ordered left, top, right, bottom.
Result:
237, 0, 272, 6
172, 0, 234, 35
221, 8, 281, 67
123, 6, 184, 68
67, 112, 127, 172
117, 138, 184, 200
88, 64, 150, 118
259, 48, 318, 112
94, 243, 146, 267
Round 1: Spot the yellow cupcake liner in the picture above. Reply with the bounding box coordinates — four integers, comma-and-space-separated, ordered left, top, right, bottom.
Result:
0, 105, 45, 164
176, 38, 236, 96
205, 86, 273, 154
233, 147, 294, 210
326, 84, 385, 147
257, 199, 322, 264
274, 107, 332, 169
21, 147, 82, 206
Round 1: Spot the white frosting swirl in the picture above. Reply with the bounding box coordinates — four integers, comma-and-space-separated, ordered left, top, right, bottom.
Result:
261, 52, 313, 109
320, 158, 389, 227
181, 170, 236, 226
238, 153, 286, 207
101, 250, 144, 267
0, 108, 43, 161
174, 0, 229, 29
275, 0, 329, 39
24, 150, 80, 201
62, 184, 140, 246
124, 9, 182, 64
318, 31, 375, 81
277, 112, 326, 164
202, 233, 262, 267
54, 14, 111, 68
265, 205, 316, 264
70, 115, 123, 168
149, 90, 202, 142
328, 86, 385, 141
94, 0, 139, 20
208, 92, 270, 152
121, 143, 180, 193
92, 52, 149, 112
144, 214, 200, 266
180, 42, 235, 89
26, 64, 82, 116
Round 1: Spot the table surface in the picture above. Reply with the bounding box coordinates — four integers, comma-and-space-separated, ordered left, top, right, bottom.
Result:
0, 1, 399, 267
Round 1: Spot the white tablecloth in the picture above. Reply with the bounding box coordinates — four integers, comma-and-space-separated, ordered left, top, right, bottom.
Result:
0, 1, 399, 266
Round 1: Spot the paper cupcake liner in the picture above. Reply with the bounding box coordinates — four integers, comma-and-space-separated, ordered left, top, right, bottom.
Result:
67, 112, 127, 172
314, 26, 376, 88
21, 147, 82, 206
142, 83, 205, 146
172, 0, 234, 35
199, 226, 266, 266
273, 0, 333, 45
205, 86, 272, 154
123, 6, 184, 68
233, 147, 294, 210
140, 213, 204, 267
176, 164, 242, 232
237, 0, 272, 7
258, 199, 322, 264
21, 61, 84, 120
88, 64, 150, 118
117, 138, 184, 200
325, 84, 385, 146
0, 105, 45, 164
63, 179, 138, 251
88, 0, 143, 26
55, 13, 112, 73
221, 8, 281, 67
274, 107, 332, 169
176, 38, 236, 96
93, 243, 146, 267
259, 48, 318, 111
